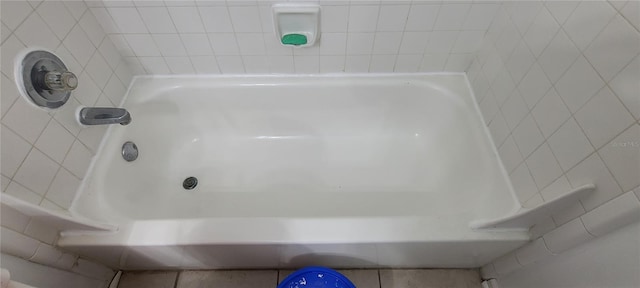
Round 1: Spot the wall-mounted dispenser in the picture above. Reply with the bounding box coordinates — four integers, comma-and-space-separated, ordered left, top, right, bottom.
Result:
272, 4, 320, 48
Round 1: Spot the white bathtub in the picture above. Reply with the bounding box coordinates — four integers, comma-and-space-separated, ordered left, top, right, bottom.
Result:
59, 74, 528, 269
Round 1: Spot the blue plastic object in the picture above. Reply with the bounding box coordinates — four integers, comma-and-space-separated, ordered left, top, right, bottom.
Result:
277, 266, 357, 288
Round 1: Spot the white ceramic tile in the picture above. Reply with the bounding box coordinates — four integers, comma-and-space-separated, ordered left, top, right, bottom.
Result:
531, 88, 571, 138
2, 100, 51, 145
5, 180, 42, 205
198, 6, 233, 33
345, 55, 371, 73
116, 58, 137, 82
0, 227, 39, 259
97, 39, 123, 71
24, 219, 59, 244
530, 215, 558, 239
119, 271, 177, 288
52, 98, 83, 136
398, 31, 428, 54
517, 63, 552, 109
0, 125, 31, 178
36, 1, 75, 40
85, 52, 112, 89
0, 36, 26, 80
405, 4, 438, 31
179, 34, 212, 56
548, 118, 594, 172
575, 87, 635, 149
242, 55, 269, 73
444, 54, 474, 72
582, 191, 640, 237
563, 1, 617, 51
1, 73, 20, 116
14, 12, 59, 50
369, 54, 396, 72
537, 30, 580, 84
543, 218, 593, 253
599, 124, 640, 192
348, 5, 379, 32
1, 1, 33, 30
209, 33, 240, 55
228, 6, 261, 32
138, 7, 177, 33
523, 8, 559, 58
321, 6, 349, 33
585, 15, 640, 82
125, 34, 162, 56
433, 4, 470, 31
452, 31, 484, 54
216, 55, 245, 73
394, 54, 421, 73
620, 1, 640, 31
526, 143, 564, 189
489, 112, 509, 146
510, 162, 539, 203
609, 56, 640, 120
13, 148, 59, 196
62, 140, 93, 179
1, 22, 11, 44
294, 55, 319, 74
90, 7, 120, 34
482, 52, 505, 84
491, 70, 516, 107
63, 25, 96, 67
540, 175, 573, 202
165, 56, 195, 74
492, 252, 522, 276
319, 55, 345, 73
512, 114, 544, 158
515, 238, 552, 266
103, 75, 127, 105
109, 34, 135, 57
79, 9, 106, 47
30, 243, 63, 267
34, 120, 74, 165
494, 23, 520, 62
544, 1, 579, 25
168, 6, 205, 33
506, 1, 542, 35
463, 4, 498, 31
235, 33, 266, 55
153, 34, 188, 56
266, 55, 293, 73
77, 124, 107, 154
425, 31, 458, 54
320, 33, 347, 55
555, 56, 605, 113
372, 32, 402, 54
107, 7, 148, 33
63, 1, 88, 21
376, 5, 409, 32
566, 153, 623, 211
346, 32, 374, 55
190, 56, 220, 74
501, 92, 528, 131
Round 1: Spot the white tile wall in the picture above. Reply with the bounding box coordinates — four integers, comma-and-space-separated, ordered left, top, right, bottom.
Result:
85, 0, 498, 75
470, 0, 640, 278
1, 0, 130, 284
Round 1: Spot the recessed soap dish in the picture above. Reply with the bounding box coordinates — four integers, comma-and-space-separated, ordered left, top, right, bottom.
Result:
272, 4, 320, 48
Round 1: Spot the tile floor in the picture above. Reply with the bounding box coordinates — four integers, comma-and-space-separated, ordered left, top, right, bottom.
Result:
118, 269, 482, 288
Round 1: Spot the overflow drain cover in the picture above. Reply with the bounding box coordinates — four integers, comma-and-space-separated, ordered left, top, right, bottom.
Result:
183, 177, 198, 190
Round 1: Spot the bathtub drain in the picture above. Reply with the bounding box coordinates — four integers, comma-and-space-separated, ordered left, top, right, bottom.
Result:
183, 177, 198, 190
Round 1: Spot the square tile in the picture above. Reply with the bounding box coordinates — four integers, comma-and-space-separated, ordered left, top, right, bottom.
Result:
547, 118, 594, 172
62, 140, 93, 179
372, 32, 402, 54
153, 34, 188, 57
34, 120, 75, 164
168, 6, 205, 33
512, 114, 544, 158
531, 88, 571, 138
209, 33, 240, 55
563, 1, 617, 50
376, 5, 409, 32
425, 31, 458, 54
537, 30, 580, 84
609, 55, 640, 120
13, 148, 59, 196
181, 34, 213, 56
348, 5, 379, 32
177, 270, 277, 288
500, 92, 528, 130
555, 56, 605, 113
320, 33, 347, 55
574, 87, 635, 149
85, 52, 112, 89
138, 7, 176, 33
36, 1, 75, 40
108, 7, 148, 33
125, 34, 162, 57
499, 136, 523, 174
14, 13, 59, 50
0, 125, 32, 178
2, 99, 51, 144
190, 56, 220, 74
543, 218, 593, 253
321, 6, 349, 33
216, 55, 245, 74
369, 55, 396, 72
566, 153, 623, 211
379, 269, 481, 288
405, 4, 439, 31
0, 1, 33, 30
228, 6, 261, 33
599, 124, 640, 192
320, 55, 346, 73
394, 54, 422, 73
526, 142, 564, 189
236, 33, 266, 55
523, 8, 559, 58
433, 4, 470, 31
517, 63, 552, 109
79, 8, 106, 47
584, 15, 640, 82
119, 271, 177, 288
463, 4, 499, 31
399, 32, 429, 54
346, 33, 375, 55
510, 162, 539, 203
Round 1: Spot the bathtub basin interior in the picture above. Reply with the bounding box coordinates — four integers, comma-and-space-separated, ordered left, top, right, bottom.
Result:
60, 74, 528, 269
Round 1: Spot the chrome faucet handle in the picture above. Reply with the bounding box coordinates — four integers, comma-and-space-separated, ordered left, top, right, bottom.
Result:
43, 71, 78, 91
